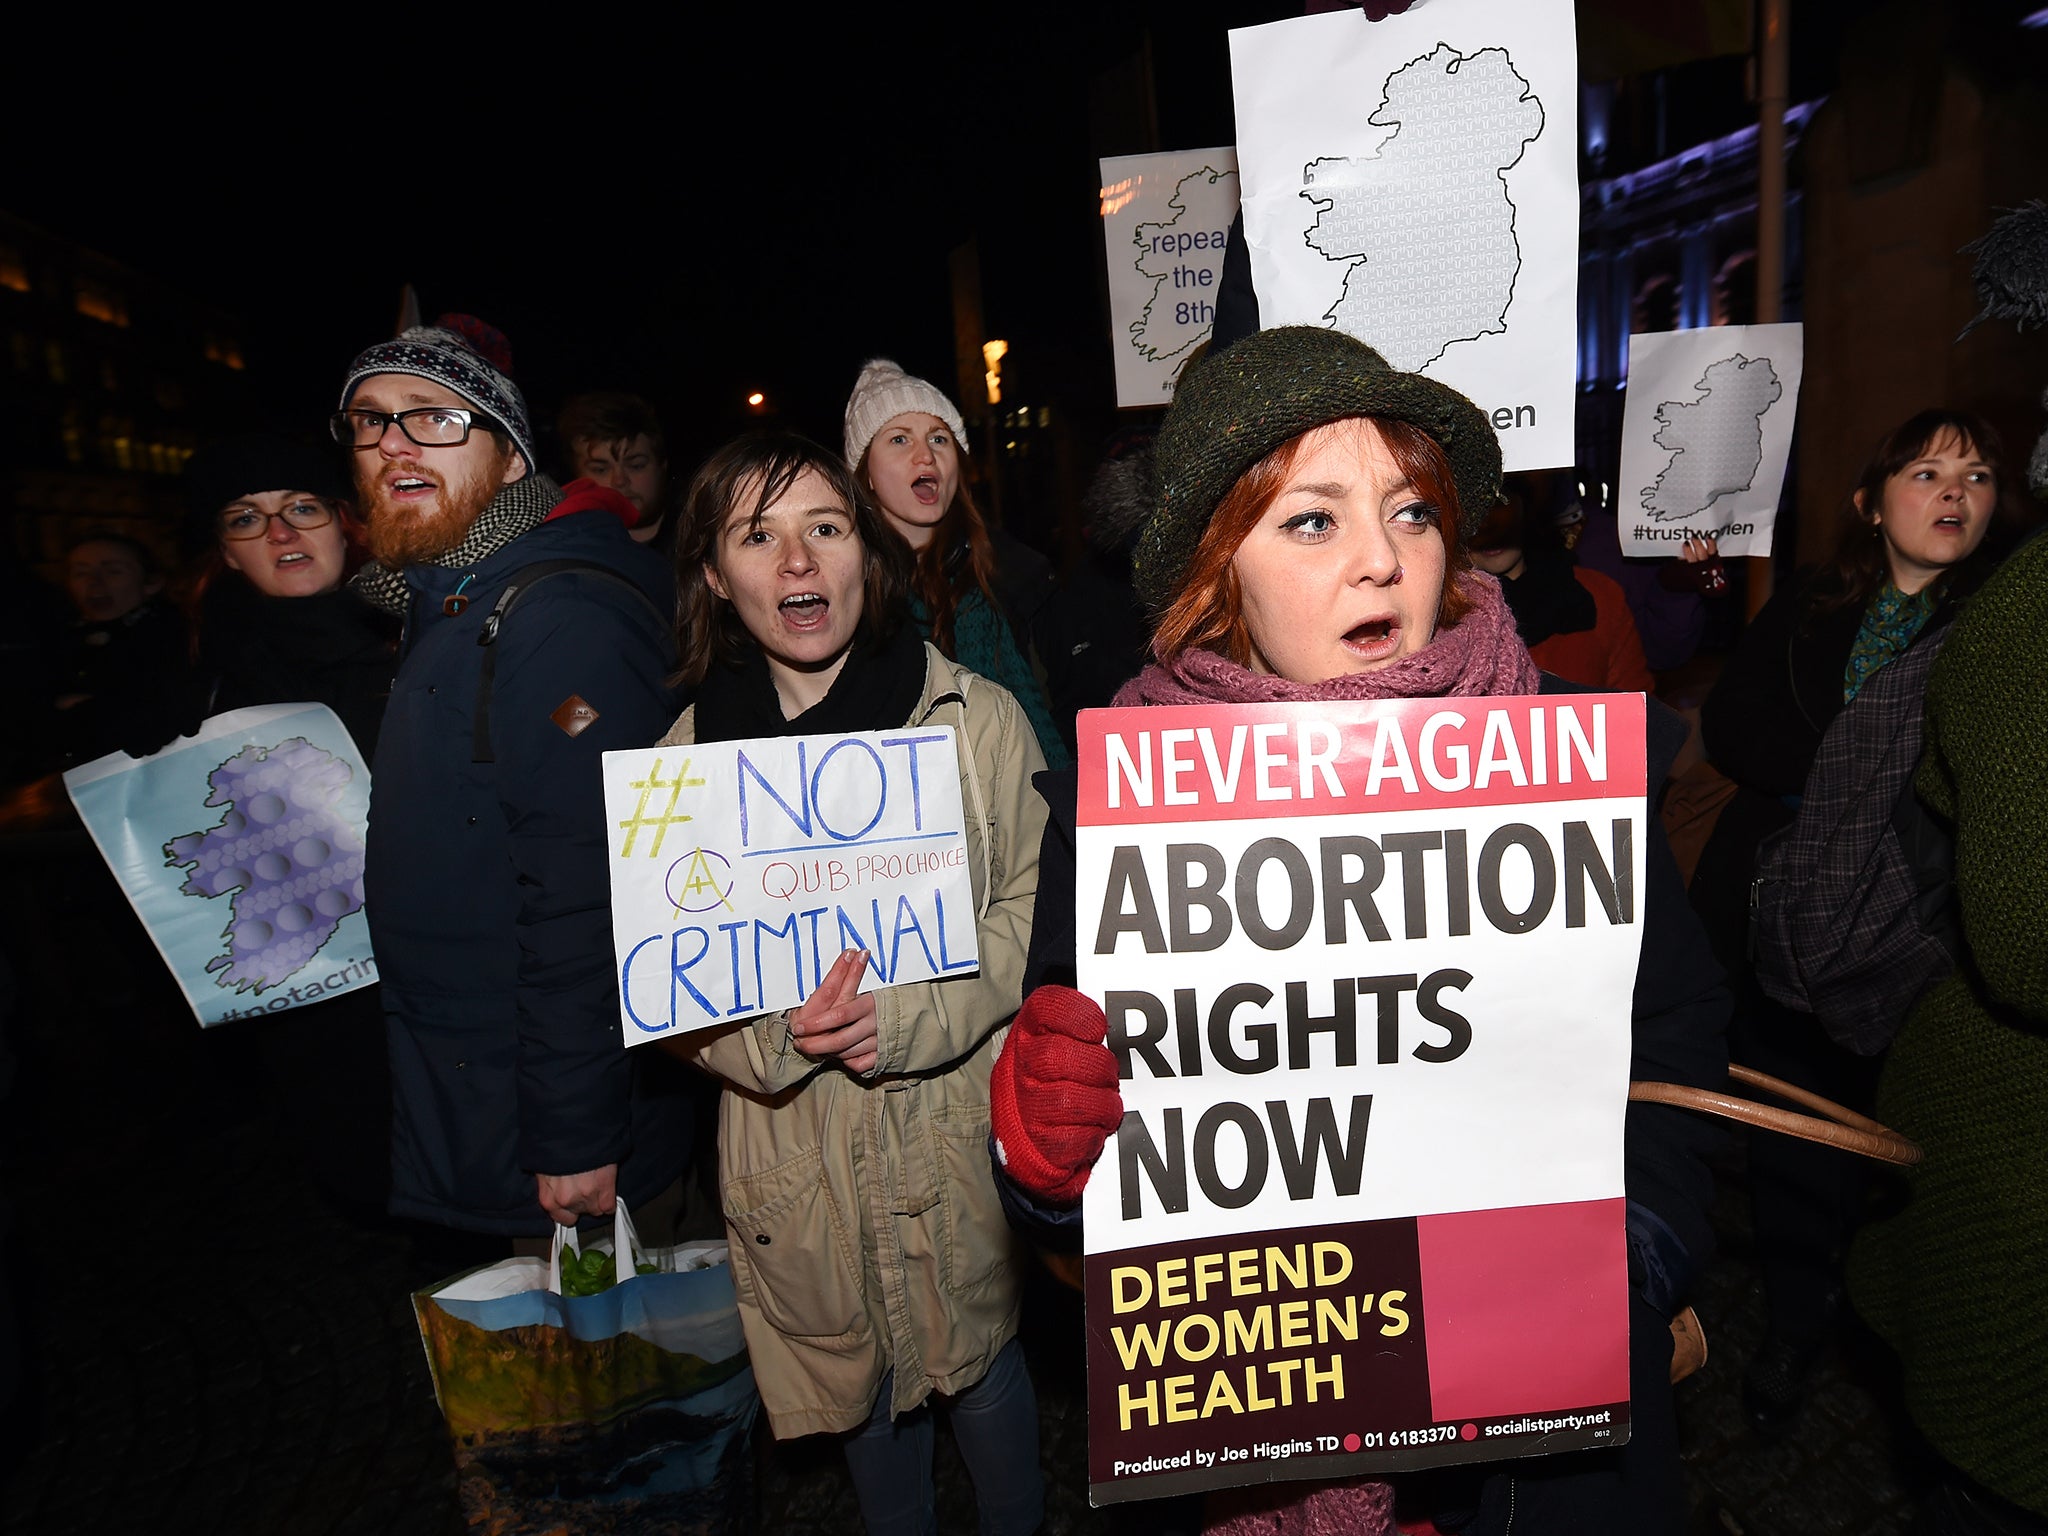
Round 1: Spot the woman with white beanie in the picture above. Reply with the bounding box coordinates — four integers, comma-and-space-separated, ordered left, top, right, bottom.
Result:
843, 359, 1070, 767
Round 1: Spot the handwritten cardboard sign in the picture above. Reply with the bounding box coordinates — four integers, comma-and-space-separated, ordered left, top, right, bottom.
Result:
602, 727, 978, 1046
1076, 696, 1646, 1504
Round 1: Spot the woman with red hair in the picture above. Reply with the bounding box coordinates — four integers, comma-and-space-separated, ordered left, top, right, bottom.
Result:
989, 327, 1729, 1536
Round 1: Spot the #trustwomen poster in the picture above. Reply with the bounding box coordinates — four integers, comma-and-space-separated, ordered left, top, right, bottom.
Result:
1617, 323, 1806, 559
63, 703, 377, 1028
1229, 0, 1580, 471
1075, 696, 1646, 1504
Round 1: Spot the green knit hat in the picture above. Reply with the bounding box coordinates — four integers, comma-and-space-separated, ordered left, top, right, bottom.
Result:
1133, 326, 1504, 616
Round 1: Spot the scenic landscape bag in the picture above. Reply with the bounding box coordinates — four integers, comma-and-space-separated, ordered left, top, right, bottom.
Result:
413, 1204, 758, 1535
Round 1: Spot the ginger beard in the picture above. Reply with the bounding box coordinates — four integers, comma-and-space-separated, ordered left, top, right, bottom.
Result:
359, 443, 513, 568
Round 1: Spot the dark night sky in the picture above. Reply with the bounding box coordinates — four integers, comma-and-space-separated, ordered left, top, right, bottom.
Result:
0, 7, 1296, 466
0, 0, 1984, 474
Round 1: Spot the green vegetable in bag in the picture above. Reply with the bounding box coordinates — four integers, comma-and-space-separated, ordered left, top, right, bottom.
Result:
559, 1244, 612, 1297
557, 1244, 655, 1294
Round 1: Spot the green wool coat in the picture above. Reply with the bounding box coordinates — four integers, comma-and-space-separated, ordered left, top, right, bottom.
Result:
1850, 530, 2048, 1516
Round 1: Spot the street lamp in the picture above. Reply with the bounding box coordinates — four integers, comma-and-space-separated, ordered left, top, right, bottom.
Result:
982, 340, 1007, 405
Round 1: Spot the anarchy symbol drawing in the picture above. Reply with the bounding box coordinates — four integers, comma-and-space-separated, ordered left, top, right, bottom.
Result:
666, 847, 736, 914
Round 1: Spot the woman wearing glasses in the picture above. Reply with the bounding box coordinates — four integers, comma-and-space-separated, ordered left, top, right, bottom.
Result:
181, 434, 398, 758
176, 434, 399, 1217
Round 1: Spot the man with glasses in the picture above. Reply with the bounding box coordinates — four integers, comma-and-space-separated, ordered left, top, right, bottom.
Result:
334, 315, 693, 1251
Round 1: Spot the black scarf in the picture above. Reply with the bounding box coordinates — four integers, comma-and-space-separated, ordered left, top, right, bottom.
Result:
693, 620, 929, 744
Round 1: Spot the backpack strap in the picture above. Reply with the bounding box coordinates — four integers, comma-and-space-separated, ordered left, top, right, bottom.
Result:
471, 559, 665, 764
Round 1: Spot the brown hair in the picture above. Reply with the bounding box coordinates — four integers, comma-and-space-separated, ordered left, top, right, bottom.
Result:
1807, 409, 2011, 616
557, 391, 666, 463
1151, 417, 1475, 666
674, 433, 912, 686
856, 447, 1001, 655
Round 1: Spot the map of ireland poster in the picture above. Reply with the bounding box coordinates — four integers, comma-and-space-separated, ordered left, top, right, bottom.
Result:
1617, 323, 1805, 559
1230, 1, 1579, 472
1099, 148, 1241, 407
64, 704, 377, 1027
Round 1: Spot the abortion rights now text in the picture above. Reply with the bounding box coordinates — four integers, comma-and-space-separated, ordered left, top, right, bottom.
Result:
1076, 695, 1646, 1503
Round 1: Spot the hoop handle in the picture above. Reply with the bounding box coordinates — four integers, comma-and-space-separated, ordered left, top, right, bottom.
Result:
1630, 1065, 1921, 1167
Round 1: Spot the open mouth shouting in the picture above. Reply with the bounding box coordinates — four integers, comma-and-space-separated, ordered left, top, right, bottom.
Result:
909, 471, 942, 507
384, 471, 439, 502
779, 591, 831, 631
1341, 614, 1401, 663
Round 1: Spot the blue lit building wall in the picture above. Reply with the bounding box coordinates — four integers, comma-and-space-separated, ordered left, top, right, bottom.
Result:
1573, 99, 1817, 499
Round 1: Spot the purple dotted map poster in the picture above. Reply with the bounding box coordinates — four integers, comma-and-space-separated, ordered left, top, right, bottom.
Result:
64, 704, 376, 1028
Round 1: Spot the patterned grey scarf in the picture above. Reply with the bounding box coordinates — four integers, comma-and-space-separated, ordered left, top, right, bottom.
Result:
351, 473, 564, 614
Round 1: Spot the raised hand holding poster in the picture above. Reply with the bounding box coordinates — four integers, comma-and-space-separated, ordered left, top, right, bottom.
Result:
1076, 696, 1645, 1504
1099, 148, 1241, 407
1229, 0, 1579, 471
63, 704, 377, 1027
603, 727, 978, 1045
1618, 323, 1806, 558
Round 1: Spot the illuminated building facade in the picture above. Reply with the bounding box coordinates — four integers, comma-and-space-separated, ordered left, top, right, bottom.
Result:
1574, 93, 1819, 496
0, 210, 255, 570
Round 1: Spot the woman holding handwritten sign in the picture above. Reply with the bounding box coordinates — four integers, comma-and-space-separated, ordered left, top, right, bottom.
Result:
990, 328, 1728, 1535
654, 433, 1048, 1536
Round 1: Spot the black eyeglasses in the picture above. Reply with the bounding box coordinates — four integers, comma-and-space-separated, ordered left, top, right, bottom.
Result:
329, 406, 497, 450
220, 499, 336, 540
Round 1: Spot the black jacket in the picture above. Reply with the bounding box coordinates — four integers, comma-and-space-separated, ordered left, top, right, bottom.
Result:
1692, 581, 1871, 973
1700, 582, 1865, 803
1003, 678, 1729, 1299
49, 598, 194, 770
195, 584, 399, 759
368, 511, 691, 1234
1029, 552, 1151, 758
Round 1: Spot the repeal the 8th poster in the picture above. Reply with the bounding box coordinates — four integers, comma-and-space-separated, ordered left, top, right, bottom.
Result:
1076, 696, 1646, 1504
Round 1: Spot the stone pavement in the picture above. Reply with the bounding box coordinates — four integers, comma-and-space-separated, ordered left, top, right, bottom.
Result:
0, 853, 1927, 1535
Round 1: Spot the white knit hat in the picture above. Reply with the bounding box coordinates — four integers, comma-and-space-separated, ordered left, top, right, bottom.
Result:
842, 358, 970, 467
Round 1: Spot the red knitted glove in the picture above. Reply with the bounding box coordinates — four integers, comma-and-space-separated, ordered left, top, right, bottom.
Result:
991, 985, 1124, 1206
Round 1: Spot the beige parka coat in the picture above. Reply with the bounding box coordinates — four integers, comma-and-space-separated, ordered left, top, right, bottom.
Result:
660, 644, 1048, 1436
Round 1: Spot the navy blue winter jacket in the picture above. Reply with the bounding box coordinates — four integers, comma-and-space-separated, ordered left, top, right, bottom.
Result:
367, 510, 692, 1234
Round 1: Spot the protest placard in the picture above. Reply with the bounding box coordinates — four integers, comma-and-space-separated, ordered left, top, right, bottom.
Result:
1099, 148, 1241, 408
1618, 322, 1806, 559
63, 704, 377, 1028
1075, 695, 1646, 1504
1229, 1, 1580, 471
603, 727, 978, 1046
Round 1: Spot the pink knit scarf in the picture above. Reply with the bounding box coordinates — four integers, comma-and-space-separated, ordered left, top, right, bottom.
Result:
1115, 570, 1539, 710
1203, 1473, 1398, 1536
